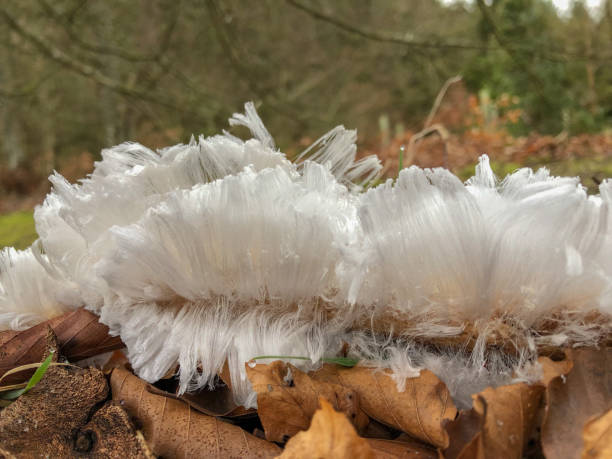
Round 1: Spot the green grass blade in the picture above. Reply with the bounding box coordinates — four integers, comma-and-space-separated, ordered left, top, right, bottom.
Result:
0, 352, 54, 401
321, 357, 359, 367
0, 388, 26, 401
23, 352, 54, 392
250, 355, 311, 362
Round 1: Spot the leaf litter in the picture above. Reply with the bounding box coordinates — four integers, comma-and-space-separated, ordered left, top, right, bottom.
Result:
246, 360, 368, 442
0, 312, 609, 458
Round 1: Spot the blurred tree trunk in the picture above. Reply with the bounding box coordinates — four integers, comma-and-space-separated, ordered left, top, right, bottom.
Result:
38, 80, 57, 175
0, 30, 25, 170
99, 3, 120, 146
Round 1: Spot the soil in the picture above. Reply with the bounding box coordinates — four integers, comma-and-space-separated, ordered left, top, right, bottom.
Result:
0, 365, 151, 458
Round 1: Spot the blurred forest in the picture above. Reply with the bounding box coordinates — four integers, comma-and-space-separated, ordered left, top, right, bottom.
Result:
0, 0, 612, 221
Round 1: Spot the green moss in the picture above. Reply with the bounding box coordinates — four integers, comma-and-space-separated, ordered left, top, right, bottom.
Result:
544, 157, 612, 193
454, 160, 522, 183
454, 157, 612, 194
0, 211, 38, 250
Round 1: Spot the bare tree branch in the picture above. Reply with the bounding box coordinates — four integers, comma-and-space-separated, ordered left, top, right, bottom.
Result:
204, 0, 315, 127
0, 73, 54, 99
287, 0, 612, 62
286, 0, 494, 51
37, 0, 180, 63
423, 75, 462, 129
0, 4, 212, 121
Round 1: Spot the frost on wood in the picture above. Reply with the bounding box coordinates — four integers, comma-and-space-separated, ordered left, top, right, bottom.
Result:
0, 102, 610, 408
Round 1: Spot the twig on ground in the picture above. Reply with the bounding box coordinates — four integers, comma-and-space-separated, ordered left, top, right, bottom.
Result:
423, 75, 462, 129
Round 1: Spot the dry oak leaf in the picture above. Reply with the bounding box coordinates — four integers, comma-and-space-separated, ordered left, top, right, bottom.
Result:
441, 397, 486, 459
541, 348, 612, 459
111, 367, 281, 458
279, 397, 374, 459
0, 307, 123, 382
442, 354, 574, 459
582, 409, 612, 459
441, 382, 544, 459
311, 364, 457, 448
473, 383, 543, 459
362, 418, 400, 440
247, 361, 369, 442
366, 438, 437, 458
147, 380, 239, 417
537, 354, 573, 386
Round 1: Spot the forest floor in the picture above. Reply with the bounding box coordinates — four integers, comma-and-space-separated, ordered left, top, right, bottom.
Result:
0, 309, 609, 458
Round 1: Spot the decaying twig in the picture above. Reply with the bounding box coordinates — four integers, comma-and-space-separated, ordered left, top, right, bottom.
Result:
423, 75, 462, 129
399, 75, 460, 172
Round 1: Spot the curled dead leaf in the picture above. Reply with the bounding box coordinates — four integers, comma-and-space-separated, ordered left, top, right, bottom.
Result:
362, 418, 400, 440
582, 409, 612, 459
366, 438, 437, 458
147, 380, 238, 417
542, 348, 612, 459
441, 382, 544, 459
247, 361, 369, 442
311, 364, 457, 448
475, 383, 543, 458
0, 307, 123, 382
111, 367, 280, 458
441, 396, 486, 459
101, 349, 131, 373
279, 397, 374, 459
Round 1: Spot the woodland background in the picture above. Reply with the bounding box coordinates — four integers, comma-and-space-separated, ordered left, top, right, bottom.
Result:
1, 0, 612, 248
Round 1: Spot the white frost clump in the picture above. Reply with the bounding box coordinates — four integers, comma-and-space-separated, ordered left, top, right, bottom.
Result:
0, 102, 610, 407
0, 246, 81, 330
350, 156, 612, 345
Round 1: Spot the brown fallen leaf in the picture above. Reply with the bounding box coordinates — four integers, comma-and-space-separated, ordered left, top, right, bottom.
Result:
100, 349, 131, 373
217, 362, 258, 417
475, 383, 544, 458
442, 354, 576, 459
542, 348, 612, 459
538, 354, 573, 385
0, 307, 123, 382
279, 397, 374, 459
361, 418, 400, 440
0, 365, 150, 457
441, 382, 544, 459
366, 438, 437, 458
110, 367, 281, 458
220, 359, 233, 390
582, 409, 612, 459
224, 405, 259, 418
247, 361, 369, 442
312, 365, 457, 448
147, 380, 239, 417
441, 396, 486, 459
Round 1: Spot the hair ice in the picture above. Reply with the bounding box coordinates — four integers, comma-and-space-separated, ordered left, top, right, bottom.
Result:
0, 102, 609, 407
